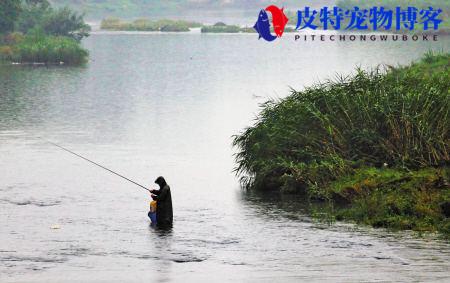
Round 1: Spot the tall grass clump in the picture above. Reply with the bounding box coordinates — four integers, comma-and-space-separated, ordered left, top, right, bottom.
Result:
233, 53, 450, 193
12, 33, 88, 65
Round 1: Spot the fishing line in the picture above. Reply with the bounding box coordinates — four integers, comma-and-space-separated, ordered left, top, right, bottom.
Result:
37, 137, 150, 192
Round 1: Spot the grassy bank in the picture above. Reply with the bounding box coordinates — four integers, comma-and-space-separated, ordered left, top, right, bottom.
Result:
0, 32, 88, 65
233, 53, 450, 235
331, 167, 450, 234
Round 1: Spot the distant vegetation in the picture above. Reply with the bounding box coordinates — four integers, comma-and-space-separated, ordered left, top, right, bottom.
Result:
100, 19, 251, 33
233, 53, 450, 235
100, 18, 243, 33
0, 0, 89, 65
100, 17, 201, 32
201, 22, 241, 33
100, 19, 298, 34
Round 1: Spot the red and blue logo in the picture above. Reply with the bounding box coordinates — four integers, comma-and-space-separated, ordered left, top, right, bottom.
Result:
253, 5, 289, 42
253, 5, 443, 42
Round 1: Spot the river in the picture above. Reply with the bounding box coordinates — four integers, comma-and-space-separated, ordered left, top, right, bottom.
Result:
1, 32, 449, 282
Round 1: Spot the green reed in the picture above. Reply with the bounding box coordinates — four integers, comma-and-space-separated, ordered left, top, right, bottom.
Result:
233, 52, 450, 192
1, 33, 88, 65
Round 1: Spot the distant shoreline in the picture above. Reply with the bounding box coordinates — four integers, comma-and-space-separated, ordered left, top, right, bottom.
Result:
89, 29, 450, 37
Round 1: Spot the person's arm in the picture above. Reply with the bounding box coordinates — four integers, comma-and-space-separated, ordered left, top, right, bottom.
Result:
153, 186, 168, 201
150, 189, 161, 195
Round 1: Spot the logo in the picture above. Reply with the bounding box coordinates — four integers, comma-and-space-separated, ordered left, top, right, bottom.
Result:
253, 5, 443, 42
253, 5, 289, 42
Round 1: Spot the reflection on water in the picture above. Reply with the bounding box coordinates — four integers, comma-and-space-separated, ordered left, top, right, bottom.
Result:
241, 190, 336, 224
1, 33, 449, 282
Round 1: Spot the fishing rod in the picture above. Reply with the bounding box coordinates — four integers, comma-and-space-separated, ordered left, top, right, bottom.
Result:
37, 137, 151, 192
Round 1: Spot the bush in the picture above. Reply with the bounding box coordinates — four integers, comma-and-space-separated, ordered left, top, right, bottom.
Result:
233, 53, 450, 192
40, 7, 90, 41
13, 34, 88, 65
2, 32, 24, 44
0, 45, 15, 61
15, 2, 90, 41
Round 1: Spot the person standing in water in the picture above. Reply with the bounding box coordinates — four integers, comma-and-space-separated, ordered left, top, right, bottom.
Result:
150, 176, 173, 227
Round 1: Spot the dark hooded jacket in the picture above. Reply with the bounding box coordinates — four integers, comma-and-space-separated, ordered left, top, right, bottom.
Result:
152, 176, 173, 227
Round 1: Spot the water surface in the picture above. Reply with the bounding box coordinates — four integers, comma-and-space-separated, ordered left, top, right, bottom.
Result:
1, 33, 449, 282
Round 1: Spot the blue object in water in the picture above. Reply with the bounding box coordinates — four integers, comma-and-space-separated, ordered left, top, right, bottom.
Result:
148, 211, 157, 224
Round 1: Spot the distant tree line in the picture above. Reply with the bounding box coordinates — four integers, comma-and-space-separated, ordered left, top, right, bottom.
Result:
0, 0, 90, 41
